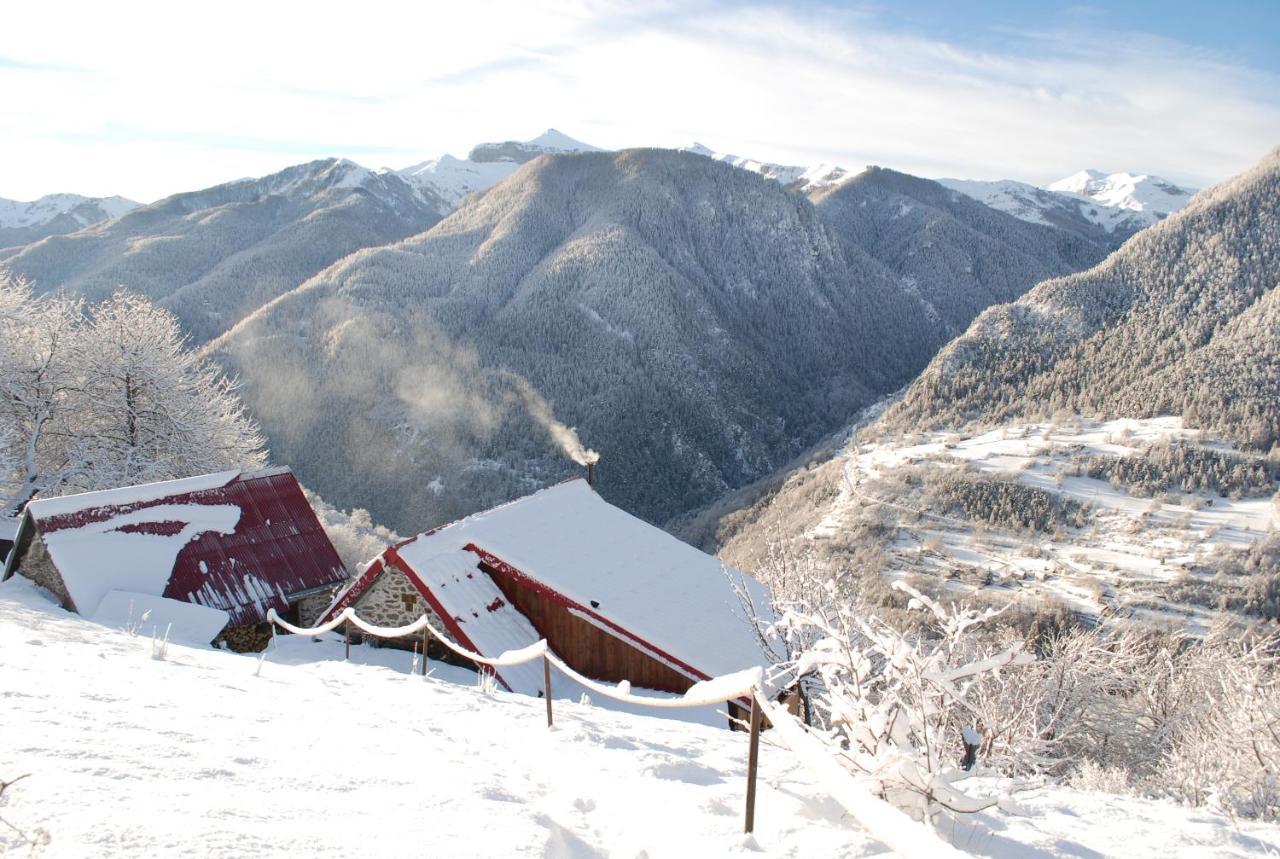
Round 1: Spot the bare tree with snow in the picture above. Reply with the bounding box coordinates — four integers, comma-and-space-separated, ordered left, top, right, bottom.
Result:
0, 276, 266, 513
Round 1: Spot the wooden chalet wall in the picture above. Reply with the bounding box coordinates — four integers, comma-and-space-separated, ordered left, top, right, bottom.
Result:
481, 561, 695, 694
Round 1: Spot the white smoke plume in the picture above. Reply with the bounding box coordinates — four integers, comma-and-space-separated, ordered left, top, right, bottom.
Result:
508, 376, 599, 466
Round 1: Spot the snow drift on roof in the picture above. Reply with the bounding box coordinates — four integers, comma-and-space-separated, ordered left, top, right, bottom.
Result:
398, 548, 546, 695
42, 503, 241, 617
27, 471, 242, 520
395, 480, 772, 679
14, 467, 347, 628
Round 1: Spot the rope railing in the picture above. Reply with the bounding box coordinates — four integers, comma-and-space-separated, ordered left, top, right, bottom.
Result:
265, 606, 768, 831
265, 608, 760, 704
263, 607, 956, 854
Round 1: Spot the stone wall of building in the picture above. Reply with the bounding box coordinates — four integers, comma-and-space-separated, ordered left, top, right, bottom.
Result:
296, 591, 337, 626
16, 532, 74, 610
352, 566, 448, 632
349, 565, 460, 658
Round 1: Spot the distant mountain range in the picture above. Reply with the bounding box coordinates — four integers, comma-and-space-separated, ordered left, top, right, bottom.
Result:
2, 128, 1197, 252
203, 148, 1111, 533
890, 147, 1280, 452
0, 159, 443, 344
0, 193, 138, 248
678, 143, 851, 193
0, 129, 1216, 535
940, 170, 1196, 241
395, 129, 603, 213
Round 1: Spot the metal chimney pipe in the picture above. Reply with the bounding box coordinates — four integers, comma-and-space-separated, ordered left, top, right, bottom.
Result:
587, 461, 596, 486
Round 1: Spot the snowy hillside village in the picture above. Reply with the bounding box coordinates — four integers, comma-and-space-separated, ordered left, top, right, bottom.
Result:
5, 3, 1280, 856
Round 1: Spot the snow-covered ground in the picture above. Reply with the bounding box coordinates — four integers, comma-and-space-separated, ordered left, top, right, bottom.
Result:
3, 577, 1279, 857
813, 417, 1277, 626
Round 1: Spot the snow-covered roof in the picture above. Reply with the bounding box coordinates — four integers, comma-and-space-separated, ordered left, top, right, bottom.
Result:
8, 467, 346, 626
393, 479, 772, 680
403, 549, 547, 695
23, 467, 293, 520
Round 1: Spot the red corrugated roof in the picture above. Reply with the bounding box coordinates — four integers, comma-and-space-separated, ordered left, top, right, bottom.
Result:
27, 468, 347, 627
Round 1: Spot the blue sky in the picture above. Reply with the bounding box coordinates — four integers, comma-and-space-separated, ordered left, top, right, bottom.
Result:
2, 0, 1277, 202
850, 1, 1280, 72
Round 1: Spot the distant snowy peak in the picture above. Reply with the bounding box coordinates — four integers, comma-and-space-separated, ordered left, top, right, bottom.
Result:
941, 170, 1197, 237
396, 154, 523, 210
468, 128, 604, 165
0, 192, 139, 230
1048, 169, 1195, 217
397, 129, 604, 212
682, 143, 851, 192
937, 179, 1085, 229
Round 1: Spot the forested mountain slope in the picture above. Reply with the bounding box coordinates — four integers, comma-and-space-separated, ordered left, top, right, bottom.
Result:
886, 146, 1280, 451
813, 168, 1111, 337
0, 160, 444, 344
207, 149, 964, 533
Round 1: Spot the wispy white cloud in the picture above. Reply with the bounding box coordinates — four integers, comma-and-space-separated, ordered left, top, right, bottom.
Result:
1, 0, 1276, 201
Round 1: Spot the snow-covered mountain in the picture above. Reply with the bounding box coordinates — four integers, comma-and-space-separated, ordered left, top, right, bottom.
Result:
941, 170, 1196, 239
469, 128, 603, 164
396, 129, 603, 212
681, 143, 850, 193
0, 192, 138, 248
899, 148, 1278, 450
206, 148, 1108, 534
1, 158, 444, 344
1049, 168, 1194, 217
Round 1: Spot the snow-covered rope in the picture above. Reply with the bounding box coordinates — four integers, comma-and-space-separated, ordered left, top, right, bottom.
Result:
752, 688, 966, 859
344, 611, 432, 639
266, 609, 760, 705
266, 608, 548, 668
546, 654, 760, 709
266, 607, 352, 636
434, 633, 549, 669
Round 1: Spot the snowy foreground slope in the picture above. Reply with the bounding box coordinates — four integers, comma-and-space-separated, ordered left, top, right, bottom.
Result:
3, 580, 1279, 857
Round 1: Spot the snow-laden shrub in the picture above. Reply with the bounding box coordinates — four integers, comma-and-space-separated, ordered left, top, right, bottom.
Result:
1157, 629, 1280, 820
302, 487, 401, 573
965, 626, 1177, 777
775, 580, 1034, 821
1070, 760, 1132, 795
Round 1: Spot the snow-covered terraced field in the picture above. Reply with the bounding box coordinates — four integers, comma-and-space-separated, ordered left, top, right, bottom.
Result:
4, 576, 1279, 857
813, 417, 1278, 625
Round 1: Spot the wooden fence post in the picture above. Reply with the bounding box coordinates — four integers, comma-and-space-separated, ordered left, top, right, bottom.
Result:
744, 692, 762, 834
344, 620, 351, 661
543, 654, 553, 727
421, 627, 429, 676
